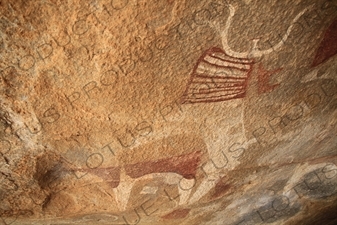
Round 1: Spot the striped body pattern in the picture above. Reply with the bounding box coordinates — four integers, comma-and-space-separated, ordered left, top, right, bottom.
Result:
181, 47, 254, 104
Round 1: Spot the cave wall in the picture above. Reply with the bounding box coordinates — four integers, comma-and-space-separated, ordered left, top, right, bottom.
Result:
0, 0, 337, 224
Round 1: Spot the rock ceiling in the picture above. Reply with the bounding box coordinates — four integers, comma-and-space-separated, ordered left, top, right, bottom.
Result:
0, 0, 336, 224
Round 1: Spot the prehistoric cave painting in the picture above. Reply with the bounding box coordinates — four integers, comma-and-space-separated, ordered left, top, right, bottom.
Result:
181, 47, 254, 104
257, 64, 283, 94
176, 3, 312, 207
311, 17, 337, 67
125, 150, 202, 179
79, 166, 121, 188
68, 149, 202, 210
181, 4, 310, 104
162, 208, 191, 220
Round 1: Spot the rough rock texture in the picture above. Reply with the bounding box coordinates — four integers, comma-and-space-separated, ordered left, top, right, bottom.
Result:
0, 0, 337, 224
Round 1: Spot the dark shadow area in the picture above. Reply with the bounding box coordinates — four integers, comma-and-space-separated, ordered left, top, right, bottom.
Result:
301, 200, 337, 225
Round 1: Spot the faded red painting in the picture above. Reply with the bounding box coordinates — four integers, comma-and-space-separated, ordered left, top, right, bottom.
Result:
69, 150, 202, 188
180, 47, 284, 104
312, 18, 337, 67
162, 208, 191, 220
257, 64, 282, 94
125, 150, 202, 179
181, 47, 254, 104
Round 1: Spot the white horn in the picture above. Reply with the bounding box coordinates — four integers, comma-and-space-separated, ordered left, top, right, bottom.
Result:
216, 4, 312, 59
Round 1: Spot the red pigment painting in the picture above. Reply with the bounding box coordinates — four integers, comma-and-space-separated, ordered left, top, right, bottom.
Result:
312, 18, 337, 67
70, 150, 201, 187
83, 166, 121, 188
211, 181, 231, 199
181, 47, 254, 104
257, 63, 282, 94
125, 150, 202, 179
162, 208, 191, 220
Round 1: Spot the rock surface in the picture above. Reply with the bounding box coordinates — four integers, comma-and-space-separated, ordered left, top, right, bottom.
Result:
0, 0, 337, 224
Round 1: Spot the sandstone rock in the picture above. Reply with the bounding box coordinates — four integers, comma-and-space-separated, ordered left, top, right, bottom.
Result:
0, 0, 336, 224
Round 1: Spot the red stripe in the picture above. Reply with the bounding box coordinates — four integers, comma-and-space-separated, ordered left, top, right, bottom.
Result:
201, 59, 251, 71
182, 93, 245, 103
209, 52, 253, 64
194, 74, 248, 81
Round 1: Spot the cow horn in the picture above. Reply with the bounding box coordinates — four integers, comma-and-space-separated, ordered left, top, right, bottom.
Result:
215, 4, 312, 59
